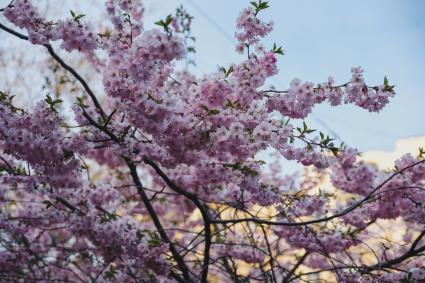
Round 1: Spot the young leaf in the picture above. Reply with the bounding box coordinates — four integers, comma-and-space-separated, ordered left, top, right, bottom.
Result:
75, 14, 85, 21
208, 109, 221, 116
272, 43, 285, 55
200, 104, 209, 112
70, 10, 85, 23
418, 147, 425, 158
155, 14, 173, 32
252, 0, 270, 15
221, 65, 234, 78
44, 94, 63, 112
383, 76, 394, 92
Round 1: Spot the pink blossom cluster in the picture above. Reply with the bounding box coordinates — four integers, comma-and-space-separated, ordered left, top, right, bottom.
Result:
55, 19, 97, 52
345, 67, 395, 112
0, 183, 171, 281
267, 79, 324, 119
216, 244, 265, 264
1, 0, 424, 282
274, 226, 354, 253
340, 268, 425, 283
267, 68, 395, 120
3, 0, 52, 44
235, 7, 273, 52
105, 0, 143, 45
0, 101, 82, 189
331, 150, 425, 224
331, 148, 377, 195
281, 144, 329, 168
286, 194, 326, 217
4, 0, 98, 52
369, 153, 425, 223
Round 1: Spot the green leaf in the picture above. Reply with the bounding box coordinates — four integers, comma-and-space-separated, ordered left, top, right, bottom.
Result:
44, 94, 53, 104
148, 238, 162, 247
63, 149, 75, 160
44, 94, 63, 111
165, 14, 173, 26
70, 10, 85, 23
216, 233, 224, 243
324, 193, 333, 198
258, 1, 269, 10
223, 162, 241, 170
155, 14, 173, 32
330, 147, 340, 156
419, 147, 425, 158
75, 14, 85, 21
42, 200, 54, 209
226, 66, 234, 77
0, 166, 6, 173
252, 0, 270, 15
271, 43, 284, 55
0, 91, 7, 102
241, 166, 259, 176
208, 109, 221, 116
76, 96, 86, 107
220, 65, 234, 78
303, 121, 308, 132
383, 76, 394, 92
104, 266, 117, 279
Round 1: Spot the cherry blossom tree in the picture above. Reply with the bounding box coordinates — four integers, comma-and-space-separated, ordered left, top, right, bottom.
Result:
0, 0, 424, 282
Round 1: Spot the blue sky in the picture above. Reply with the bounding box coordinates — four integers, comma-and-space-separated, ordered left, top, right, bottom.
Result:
144, 0, 425, 152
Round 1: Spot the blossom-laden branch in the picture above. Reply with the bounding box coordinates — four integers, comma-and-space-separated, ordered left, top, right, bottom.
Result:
0, 0, 424, 282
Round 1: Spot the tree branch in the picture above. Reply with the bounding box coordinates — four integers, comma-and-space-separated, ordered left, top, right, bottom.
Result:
212, 159, 425, 226
0, 22, 106, 117
125, 158, 193, 282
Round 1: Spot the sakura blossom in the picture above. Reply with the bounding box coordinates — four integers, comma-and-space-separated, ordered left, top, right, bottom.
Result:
0, 0, 424, 282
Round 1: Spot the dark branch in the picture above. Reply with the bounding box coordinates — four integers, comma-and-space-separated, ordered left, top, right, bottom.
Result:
212, 159, 425, 226
0, 22, 106, 118
125, 158, 193, 282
